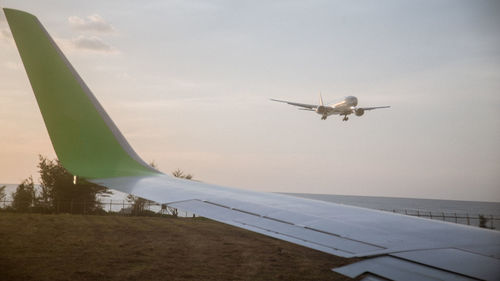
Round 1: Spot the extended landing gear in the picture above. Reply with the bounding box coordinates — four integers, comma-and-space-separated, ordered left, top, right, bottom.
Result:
321, 115, 327, 120
342, 115, 349, 121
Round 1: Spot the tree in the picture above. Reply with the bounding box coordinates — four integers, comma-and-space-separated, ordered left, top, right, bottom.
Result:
172, 169, 193, 180
123, 161, 158, 216
0, 185, 6, 201
0, 185, 5, 210
126, 194, 156, 215
168, 168, 194, 217
12, 177, 36, 212
124, 165, 193, 216
38, 155, 109, 213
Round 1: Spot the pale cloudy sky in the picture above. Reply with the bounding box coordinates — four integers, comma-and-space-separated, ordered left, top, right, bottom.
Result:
1, 0, 499, 201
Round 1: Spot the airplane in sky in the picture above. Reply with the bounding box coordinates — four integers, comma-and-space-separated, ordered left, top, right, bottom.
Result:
4, 8, 499, 281
271, 95, 390, 121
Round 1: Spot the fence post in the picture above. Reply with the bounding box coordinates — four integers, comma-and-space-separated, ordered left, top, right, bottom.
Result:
466, 214, 470, 225
442, 212, 445, 221
417, 210, 420, 217
109, 199, 112, 212
430, 211, 433, 219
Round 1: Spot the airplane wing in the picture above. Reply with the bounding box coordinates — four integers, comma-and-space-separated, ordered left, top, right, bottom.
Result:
270, 99, 318, 110
361, 106, 391, 111
5, 8, 500, 281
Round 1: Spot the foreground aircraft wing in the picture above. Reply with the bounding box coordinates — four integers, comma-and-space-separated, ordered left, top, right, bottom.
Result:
5, 8, 500, 281
270, 98, 318, 110
360, 106, 391, 111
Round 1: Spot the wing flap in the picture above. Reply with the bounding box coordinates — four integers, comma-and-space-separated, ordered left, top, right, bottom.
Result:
392, 249, 500, 281
333, 256, 476, 281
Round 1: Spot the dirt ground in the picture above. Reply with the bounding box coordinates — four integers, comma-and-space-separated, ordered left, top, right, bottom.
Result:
0, 213, 356, 280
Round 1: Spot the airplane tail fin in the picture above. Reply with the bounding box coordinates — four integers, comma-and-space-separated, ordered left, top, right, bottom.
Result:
319, 92, 324, 106
4, 8, 159, 179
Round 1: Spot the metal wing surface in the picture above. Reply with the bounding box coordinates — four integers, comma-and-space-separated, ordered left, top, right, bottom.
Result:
92, 175, 500, 281
270, 98, 318, 110
5, 8, 500, 281
361, 106, 391, 111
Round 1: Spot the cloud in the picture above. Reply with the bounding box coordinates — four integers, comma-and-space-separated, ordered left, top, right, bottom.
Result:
57, 35, 118, 54
62, 14, 117, 54
72, 35, 114, 52
68, 14, 114, 33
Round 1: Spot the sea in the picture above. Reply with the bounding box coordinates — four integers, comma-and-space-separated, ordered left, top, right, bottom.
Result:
2, 184, 499, 229
283, 193, 500, 229
283, 193, 500, 217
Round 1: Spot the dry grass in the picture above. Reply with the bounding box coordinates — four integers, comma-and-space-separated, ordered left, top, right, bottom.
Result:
0, 213, 356, 280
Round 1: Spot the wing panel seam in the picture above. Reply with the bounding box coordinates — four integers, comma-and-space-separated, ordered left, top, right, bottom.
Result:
202, 199, 385, 251
232, 220, 355, 255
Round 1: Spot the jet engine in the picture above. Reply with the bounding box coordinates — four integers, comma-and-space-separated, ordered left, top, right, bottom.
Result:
316, 106, 327, 114
355, 108, 365, 116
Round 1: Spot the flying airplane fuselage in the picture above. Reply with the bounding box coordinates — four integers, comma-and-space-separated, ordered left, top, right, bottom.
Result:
271, 95, 389, 121
317, 96, 358, 116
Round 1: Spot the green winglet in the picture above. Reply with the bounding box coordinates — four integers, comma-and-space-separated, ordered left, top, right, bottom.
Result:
4, 8, 159, 179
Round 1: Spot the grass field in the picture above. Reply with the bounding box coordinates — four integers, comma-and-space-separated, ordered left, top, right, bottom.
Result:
0, 213, 356, 280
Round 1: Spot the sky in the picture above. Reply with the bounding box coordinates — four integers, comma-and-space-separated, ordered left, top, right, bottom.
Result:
1, 0, 499, 202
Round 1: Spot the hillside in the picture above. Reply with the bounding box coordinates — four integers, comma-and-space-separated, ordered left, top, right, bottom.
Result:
0, 213, 355, 280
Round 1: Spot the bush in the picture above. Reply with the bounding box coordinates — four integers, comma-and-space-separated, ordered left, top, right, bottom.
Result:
12, 177, 36, 212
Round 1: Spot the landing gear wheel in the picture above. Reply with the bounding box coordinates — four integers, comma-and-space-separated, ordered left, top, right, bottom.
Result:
342, 116, 349, 121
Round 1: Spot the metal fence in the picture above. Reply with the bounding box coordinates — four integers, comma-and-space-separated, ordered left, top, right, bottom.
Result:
1, 198, 498, 229
382, 208, 499, 229
0, 199, 188, 217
